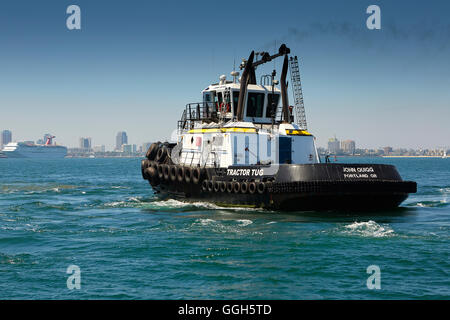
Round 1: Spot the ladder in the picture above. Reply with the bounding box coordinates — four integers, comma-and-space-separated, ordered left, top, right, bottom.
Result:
288, 56, 308, 130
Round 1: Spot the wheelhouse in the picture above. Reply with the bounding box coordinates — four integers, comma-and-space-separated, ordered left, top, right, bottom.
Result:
201, 81, 281, 124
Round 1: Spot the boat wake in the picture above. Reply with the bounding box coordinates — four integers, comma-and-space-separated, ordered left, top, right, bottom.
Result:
340, 220, 395, 238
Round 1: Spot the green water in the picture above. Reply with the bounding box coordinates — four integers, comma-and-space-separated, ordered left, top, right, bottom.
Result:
0, 157, 448, 299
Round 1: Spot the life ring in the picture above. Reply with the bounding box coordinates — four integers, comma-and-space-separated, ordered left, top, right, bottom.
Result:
218, 102, 231, 113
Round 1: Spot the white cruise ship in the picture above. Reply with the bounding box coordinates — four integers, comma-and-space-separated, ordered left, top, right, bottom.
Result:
1, 136, 67, 159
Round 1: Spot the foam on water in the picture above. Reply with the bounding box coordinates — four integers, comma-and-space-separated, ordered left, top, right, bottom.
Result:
341, 220, 395, 238
409, 200, 448, 208
191, 217, 256, 234
237, 219, 253, 226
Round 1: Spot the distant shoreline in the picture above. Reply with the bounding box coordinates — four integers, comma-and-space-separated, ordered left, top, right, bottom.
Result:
382, 155, 447, 158
321, 155, 447, 158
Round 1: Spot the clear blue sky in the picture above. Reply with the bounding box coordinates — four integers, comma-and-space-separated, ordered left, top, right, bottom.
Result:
0, 0, 449, 150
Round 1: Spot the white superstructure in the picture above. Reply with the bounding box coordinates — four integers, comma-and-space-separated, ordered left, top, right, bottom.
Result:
174, 74, 319, 169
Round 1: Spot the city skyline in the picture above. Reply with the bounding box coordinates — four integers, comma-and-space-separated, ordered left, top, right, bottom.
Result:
0, 1, 449, 149
1, 128, 448, 153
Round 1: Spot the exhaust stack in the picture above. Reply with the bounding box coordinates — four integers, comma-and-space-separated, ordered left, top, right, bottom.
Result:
236, 51, 254, 121
280, 54, 290, 123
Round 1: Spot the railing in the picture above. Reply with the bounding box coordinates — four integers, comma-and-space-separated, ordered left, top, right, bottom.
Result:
177, 102, 221, 131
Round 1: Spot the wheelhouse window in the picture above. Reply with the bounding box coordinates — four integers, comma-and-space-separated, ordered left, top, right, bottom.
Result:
232, 90, 239, 116
265, 93, 280, 118
246, 92, 265, 118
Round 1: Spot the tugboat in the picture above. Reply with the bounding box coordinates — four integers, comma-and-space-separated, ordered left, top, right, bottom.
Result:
141, 44, 416, 210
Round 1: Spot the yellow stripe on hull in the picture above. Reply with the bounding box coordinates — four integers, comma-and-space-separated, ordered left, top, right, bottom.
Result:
285, 129, 312, 136
188, 128, 257, 134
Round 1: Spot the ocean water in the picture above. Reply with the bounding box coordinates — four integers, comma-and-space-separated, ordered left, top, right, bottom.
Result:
0, 157, 448, 299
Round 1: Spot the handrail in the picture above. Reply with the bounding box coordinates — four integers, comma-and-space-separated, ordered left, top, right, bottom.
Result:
177, 102, 220, 130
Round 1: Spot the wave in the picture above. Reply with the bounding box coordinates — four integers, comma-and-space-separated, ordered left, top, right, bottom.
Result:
237, 219, 253, 226
407, 200, 448, 208
340, 220, 395, 238
0, 253, 35, 265
190, 217, 255, 234
1, 184, 79, 195
100, 197, 265, 214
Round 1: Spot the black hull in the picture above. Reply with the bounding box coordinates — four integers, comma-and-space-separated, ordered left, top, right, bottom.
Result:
142, 161, 417, 211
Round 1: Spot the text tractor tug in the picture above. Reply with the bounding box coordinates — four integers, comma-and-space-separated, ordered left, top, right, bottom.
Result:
141, 44, 416, 211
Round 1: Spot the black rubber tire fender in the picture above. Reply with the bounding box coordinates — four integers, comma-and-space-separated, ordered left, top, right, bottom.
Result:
177, 166, 185, 183
156, 146, 168, 163
220, 181, 227, 192
141, 159, 150, 179
233, 181, 240, 193
202, 180, 208, 192
157, 164, 164, 179
207, 180, 214, 192
213, 181, 220, 192
163, 164, 170, 181
241, 181, 248, 194
146, 142, 160, 161
226, 181, 233, 193
184, 167, 192, 183
169, 165, 177, 182
192, 167, 201, 184
256, 182, 265, 194
150, 162, 160, 185
248, 182, 256, 194
145, 167, 156, 181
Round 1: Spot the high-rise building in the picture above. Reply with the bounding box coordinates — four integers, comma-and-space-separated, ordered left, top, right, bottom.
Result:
79, 137, 92, 150
328, 136, 340, 154
116, 131, 128, 151
1, 130, 12, 147
341, 140, 356, 154
122, 144, 133, 154
93, 145, 106, 153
